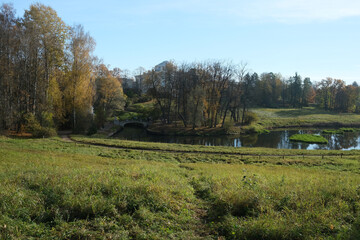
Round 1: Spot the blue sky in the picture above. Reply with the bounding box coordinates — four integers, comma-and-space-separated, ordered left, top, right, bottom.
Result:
9, 0, 360, 83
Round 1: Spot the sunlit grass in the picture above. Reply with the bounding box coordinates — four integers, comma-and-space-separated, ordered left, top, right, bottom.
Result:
252, 107, 360, 129
1, 136, 360, 239
289, 134, 328, 144
71, 135, 360, 156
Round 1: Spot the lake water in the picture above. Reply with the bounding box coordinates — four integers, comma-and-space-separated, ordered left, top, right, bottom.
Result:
113, 127, 360, 150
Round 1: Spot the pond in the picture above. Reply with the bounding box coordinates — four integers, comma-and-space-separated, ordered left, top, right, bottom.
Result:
113, 127, 360, 150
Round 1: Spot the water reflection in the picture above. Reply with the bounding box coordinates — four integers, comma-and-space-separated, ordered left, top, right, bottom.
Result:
113, 127, 360, 150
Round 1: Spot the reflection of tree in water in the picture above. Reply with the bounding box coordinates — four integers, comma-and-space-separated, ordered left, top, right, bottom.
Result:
332, 133, 359, 150
185, 135, 239, 147
276, 130, 311, 149
319, 133, 359, 150
115, 127, 360, 150
341, 133, 360, 149
239, 134, 258, 146
277, 131, 291, 149
325, 134, 342, 150
253, 132, 280, 148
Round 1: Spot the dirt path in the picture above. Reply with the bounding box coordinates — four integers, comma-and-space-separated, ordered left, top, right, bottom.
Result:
58, 131, 73, 142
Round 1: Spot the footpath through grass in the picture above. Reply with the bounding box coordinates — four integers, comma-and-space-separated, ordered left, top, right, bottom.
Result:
1, 136, 360, 239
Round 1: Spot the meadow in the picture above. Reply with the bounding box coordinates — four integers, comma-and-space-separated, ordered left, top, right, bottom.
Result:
1, 136, 360, 239
252, 107, 360, 129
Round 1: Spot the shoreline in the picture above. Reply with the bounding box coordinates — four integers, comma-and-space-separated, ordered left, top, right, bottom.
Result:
145, 121, 360, 137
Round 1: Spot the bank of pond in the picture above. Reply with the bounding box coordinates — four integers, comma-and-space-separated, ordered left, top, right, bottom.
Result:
113, 126, 360, 150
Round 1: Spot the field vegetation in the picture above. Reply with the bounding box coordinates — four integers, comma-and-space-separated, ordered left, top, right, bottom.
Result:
117, 102, 156, 122
253, 107, 360, 129
289, 134, 328, 144
71, 135, 359, 157
145, 107, 360, 136
1, 3, 360, 239
1, 136, 360, 239
322, 128, 360, 135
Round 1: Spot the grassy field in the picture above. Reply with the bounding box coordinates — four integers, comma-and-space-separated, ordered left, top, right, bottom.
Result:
252, 107, 360, 129
1, 136, 360, 239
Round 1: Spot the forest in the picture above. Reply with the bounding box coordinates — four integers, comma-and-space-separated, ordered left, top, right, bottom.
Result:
1, 3, 360, 136
0, 3, 125, 136
143, 61, 360, 128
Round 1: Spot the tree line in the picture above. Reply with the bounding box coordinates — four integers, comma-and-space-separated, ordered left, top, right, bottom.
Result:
1, 3, 359, 134
144, 61, 360, 128
0, 3, 125, 135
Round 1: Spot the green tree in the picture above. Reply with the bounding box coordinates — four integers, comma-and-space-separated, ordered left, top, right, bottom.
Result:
290, 72, 302, 108
302, 77, 312, 107
240, 73, 255, 125
257, 72, 281, 107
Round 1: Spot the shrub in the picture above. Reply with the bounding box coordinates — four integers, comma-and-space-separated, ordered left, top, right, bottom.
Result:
23, 113, 57, 138
40, 111, 55, 128
223, 120, 234, 133
23, 113, 41, 132
33, 127, 57, 138
87, 123, 98, 136
243, 112, 259, 125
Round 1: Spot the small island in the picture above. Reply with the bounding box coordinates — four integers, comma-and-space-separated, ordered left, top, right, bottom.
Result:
289, 134, 328, 144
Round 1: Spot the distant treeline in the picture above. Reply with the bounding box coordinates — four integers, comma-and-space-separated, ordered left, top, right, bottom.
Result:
1, 3, 359, 134
144, 61, 360, 128
0, 3, 125, 134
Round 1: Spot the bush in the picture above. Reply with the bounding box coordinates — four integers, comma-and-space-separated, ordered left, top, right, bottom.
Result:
23, 113, 41, 132
243, 112, 258, 125
87, 123, 98, 136
23, 113, 57, 138
40, 111, 55, 128
223, 120, 234, 133
33, 127, 57, 138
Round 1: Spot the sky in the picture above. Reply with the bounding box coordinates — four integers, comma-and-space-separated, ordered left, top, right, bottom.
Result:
8, 0, 360, 83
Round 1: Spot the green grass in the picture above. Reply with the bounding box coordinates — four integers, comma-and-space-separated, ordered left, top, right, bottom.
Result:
117, 111, 141, 121
117, 101, 155, 121
340, 128, 359, 133
72, 135, 360, 157
322, 128, 360, 134
252, 107, 360, 129
127, 101, 155, 112
289, 134, 328, 144
322, 129, 344, 134
1, 136, 360, 239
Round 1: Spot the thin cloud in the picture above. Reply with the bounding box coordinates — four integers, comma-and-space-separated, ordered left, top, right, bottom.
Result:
129, 0, 360, 23
266, 0, 360, 22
